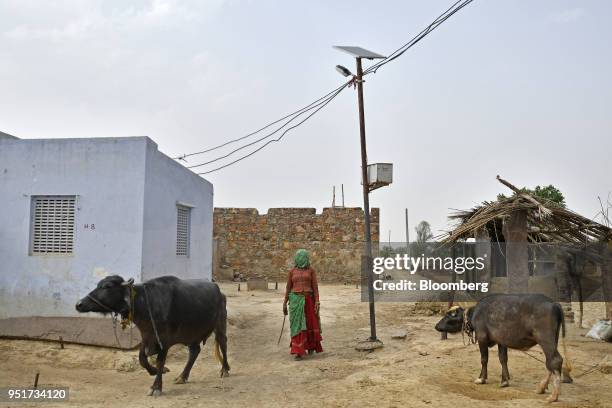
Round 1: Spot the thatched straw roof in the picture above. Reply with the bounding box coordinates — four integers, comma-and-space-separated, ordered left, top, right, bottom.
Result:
442, 176, 612, 245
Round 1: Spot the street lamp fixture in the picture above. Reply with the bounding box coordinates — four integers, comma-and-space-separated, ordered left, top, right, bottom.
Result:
335, 65, 353, 77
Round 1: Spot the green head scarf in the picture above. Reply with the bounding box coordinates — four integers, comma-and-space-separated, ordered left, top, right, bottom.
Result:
294, 249, 310, 269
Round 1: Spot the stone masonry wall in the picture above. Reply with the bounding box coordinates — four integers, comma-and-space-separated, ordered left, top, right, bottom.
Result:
213, 207, 379, 282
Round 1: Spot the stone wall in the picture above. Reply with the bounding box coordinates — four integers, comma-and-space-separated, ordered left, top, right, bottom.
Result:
213, 207, 379, 282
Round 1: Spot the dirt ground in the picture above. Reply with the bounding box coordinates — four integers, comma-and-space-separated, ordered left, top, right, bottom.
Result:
1, 283, 611, 408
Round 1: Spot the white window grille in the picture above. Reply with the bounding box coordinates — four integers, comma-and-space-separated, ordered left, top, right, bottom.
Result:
176, 205, 191, 256
30, 196, 76, 255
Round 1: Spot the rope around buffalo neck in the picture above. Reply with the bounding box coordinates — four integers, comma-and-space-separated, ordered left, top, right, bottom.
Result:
462, 309, 476, 345
86, 293, 116, 313
120, 283, 137, 348
86, 293, 125, 348
142, 283, 164, 352
87, 283, 162, 352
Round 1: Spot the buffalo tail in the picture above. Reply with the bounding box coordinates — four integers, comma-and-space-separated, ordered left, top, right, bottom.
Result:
214, 339, 223, 365
556, 303, 573, 374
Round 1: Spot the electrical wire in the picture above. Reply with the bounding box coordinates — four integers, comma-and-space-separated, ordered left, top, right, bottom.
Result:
365, 0, 472, 74
174, 81, 349, 161
197, 84, 346, 175
186, 79, 351, 169
177, 0, 475, 174
364, 0, 473, 75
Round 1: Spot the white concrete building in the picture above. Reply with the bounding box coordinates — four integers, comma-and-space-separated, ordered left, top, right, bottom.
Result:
0, 135, 214, 319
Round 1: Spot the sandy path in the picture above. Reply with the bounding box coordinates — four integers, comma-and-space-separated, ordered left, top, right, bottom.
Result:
1, 283, 610, 408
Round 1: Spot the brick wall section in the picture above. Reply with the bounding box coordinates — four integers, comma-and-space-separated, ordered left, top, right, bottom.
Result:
213, 207, 379, 282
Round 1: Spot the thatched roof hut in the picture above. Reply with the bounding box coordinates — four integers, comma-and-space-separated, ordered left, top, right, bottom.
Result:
439, 176, 612, 321
442, 176, 612, 245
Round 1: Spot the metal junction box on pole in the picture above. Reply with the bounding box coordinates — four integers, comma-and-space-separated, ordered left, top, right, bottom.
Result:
367, 163, 393, 191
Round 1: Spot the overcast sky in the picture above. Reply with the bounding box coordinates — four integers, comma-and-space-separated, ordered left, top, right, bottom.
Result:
2, 0, 611, 241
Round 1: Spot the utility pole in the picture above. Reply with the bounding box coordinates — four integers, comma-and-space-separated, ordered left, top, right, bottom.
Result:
405, 208, 410, 259
334, 46, 386, 344
355, 56, 378, 341
332, 185, 336, 208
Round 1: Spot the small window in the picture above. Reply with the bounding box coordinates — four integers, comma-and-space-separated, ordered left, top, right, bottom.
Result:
176, 205, 191, 256
30, 195, 76, 255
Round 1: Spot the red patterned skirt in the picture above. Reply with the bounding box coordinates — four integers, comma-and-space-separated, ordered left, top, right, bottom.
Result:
290, 294, 323, 356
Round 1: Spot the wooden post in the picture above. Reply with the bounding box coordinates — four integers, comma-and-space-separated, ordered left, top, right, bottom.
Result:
441, 244, 457, 342
555, 250, 574, 323
448, 244, 457, 308
475, 227, 491, 285
504, 210, 529, 293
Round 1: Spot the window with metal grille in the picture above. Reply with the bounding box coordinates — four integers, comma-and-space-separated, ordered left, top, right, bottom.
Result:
176, 205, 191, 256
30, 196, 76, 255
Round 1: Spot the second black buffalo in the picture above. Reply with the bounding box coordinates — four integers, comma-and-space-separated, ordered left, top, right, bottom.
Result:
435, 294, 572, 402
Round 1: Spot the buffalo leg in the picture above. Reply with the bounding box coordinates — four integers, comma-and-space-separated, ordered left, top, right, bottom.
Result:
498, 345, 510, 387
175, 344, 201, 384
537, 371, 552, 394
149, 348, 168, 397
474, 342, 488, 384
548, 354, 563, 403
139, 346, 158, 376
215, 316, 231, 377
542, 343, 563, 402
139, 346, 170, 376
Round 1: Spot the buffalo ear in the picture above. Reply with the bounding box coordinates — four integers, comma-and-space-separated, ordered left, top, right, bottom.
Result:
121, 278, 135, 286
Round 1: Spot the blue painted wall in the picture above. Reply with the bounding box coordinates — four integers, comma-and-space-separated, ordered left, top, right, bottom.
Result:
0, 136, 213, 318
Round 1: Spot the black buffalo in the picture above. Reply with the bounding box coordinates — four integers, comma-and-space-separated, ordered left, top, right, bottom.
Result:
435, 294, 572, 402
76, 275, 230, 396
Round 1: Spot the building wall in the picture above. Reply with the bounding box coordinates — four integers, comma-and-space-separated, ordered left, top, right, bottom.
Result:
141, 141, 214, 281
0, 137, 147, 318
0, 136, 215, 319
213, 207, 379, 282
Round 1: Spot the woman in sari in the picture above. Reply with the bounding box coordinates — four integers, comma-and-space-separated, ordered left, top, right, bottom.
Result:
283, 249, 323, 359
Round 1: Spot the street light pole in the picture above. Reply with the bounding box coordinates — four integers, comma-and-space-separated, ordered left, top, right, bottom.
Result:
355, 57, 377, 341
334, 45, 385, 345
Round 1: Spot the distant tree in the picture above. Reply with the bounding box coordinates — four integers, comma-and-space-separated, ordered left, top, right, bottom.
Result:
395, 246, 408, 255
497, 184, 566, 207
415, 221, 433, 243
380, 245, 395, 258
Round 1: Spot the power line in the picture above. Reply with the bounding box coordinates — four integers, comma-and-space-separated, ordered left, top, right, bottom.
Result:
186, 80, 350, 169
197, 84, 346, 175
364, 0, 473, 75
179, 0, 475, 174
174, 81, 349, 161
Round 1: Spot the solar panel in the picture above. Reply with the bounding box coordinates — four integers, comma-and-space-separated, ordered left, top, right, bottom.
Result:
333, 46, 386, 59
